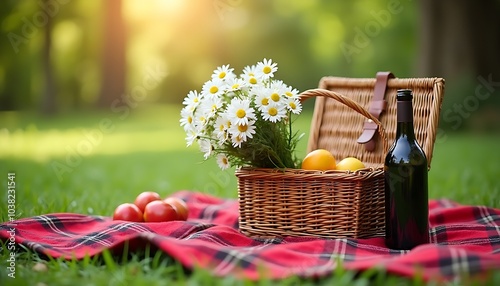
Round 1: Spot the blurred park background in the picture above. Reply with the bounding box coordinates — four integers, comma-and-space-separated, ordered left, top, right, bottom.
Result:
1, 0, 499, 128
0, 0, 499, 211
1, 2, 500, 284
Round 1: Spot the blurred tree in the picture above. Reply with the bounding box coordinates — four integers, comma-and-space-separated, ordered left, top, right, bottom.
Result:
418, 0, 500, 80
2, 0, 498, 133
41, 0, 57, 114
0, 1, 35, 111
418, 0, 500, 130
97, 0, 126, 108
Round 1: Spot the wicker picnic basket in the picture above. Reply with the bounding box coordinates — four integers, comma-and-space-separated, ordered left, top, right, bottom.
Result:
236, 74, 445, 239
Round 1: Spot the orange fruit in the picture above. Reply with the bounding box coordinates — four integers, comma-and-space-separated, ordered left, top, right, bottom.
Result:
301, 149, 336, 171
336, 157, 365, 171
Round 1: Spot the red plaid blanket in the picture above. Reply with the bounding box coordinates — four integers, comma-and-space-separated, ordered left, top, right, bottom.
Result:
1, 191, 499, 282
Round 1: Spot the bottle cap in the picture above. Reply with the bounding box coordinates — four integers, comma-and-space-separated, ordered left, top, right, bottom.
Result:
397, 89, 413, 101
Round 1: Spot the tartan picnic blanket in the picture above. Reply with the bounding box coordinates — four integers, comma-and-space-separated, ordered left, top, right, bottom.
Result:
1, 190, 499, 282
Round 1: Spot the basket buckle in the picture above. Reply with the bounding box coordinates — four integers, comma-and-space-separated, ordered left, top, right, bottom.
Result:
357, 72, 394, 151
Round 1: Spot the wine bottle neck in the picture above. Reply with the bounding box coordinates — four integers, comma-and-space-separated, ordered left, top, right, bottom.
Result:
396, 122, 416, 139
396, 101, 416, 139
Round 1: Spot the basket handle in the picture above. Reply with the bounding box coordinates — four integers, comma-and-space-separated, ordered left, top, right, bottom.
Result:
299, 88, 389, 154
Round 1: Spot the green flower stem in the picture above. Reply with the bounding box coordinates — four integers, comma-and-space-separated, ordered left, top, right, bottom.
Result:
211, 117, 298, 169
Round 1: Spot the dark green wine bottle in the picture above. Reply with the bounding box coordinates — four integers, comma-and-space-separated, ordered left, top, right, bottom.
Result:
384, 89, 429, 250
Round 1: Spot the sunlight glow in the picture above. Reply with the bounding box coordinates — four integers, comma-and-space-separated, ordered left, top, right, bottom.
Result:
123, 0, 190, 98
0, 115, 188, 163
0, 127, 186, 162
52, 20, 82, 53
124, 0, 186, 22
311, 15, 345, 61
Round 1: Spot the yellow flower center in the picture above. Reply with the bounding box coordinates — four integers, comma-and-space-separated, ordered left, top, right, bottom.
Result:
219, 124, 225, 131
285, 91, 293, 97
194, 97, 199, 103
232, 83, 240, 89
209, 86, 218, 94
222, 157, 228, 164
218, 72, 226, 79
249, 77, 257, 84
261, 98, 269, 106
238, 124, 248, 132
211, 104, 217, 112
268, 107, 278, 116
263, 66, 272, 74
187, 116, 193, 124
289, 102, 296, 109
271, 93, 280, 102
236, 109, 246, 118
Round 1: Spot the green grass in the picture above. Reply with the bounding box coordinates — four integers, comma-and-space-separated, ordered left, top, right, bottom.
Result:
0, 104, 499, 285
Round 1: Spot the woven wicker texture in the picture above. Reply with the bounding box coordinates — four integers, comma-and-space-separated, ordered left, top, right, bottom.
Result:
308, 77, 445, 169
237, 167, 385, 238
237, 76, 445, 239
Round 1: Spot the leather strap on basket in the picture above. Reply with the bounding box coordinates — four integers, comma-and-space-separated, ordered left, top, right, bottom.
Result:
357, 71, 395, 151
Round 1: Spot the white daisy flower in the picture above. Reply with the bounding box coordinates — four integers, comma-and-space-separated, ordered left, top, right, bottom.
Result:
272, 79, 289, 92
224, 77, 247, 93
214, 115, 231, 144
212, 64, 235, 81
193, 109, 209, 128
285, 98, 302, 114
180, 106, 195, 131
270, 80, 287, 91
255, 94, 270, 112
182, 90, 203, 107
231, 134, 245, 148
261, 102, 287, 123
180, 59, 302, 170
268, 87, 285, 104
241, 64, 257, 79
251, 85, 271, 112
241, 65, 260, 86
228, 120, 256, 142
199, 139, 213, 159
185, 127, 200, 147
201, 78, 224, 97
255, 58, 278, 80
216, 153, 231, 170
199, 96, 224, 119
284, 86, 301, 99
226, 98, 256, 126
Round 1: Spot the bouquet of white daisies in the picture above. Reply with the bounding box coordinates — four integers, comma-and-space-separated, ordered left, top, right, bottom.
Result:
180, 59, 304, 170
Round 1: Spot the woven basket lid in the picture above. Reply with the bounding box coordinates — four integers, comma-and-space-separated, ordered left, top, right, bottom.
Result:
306, 76, 445, 169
